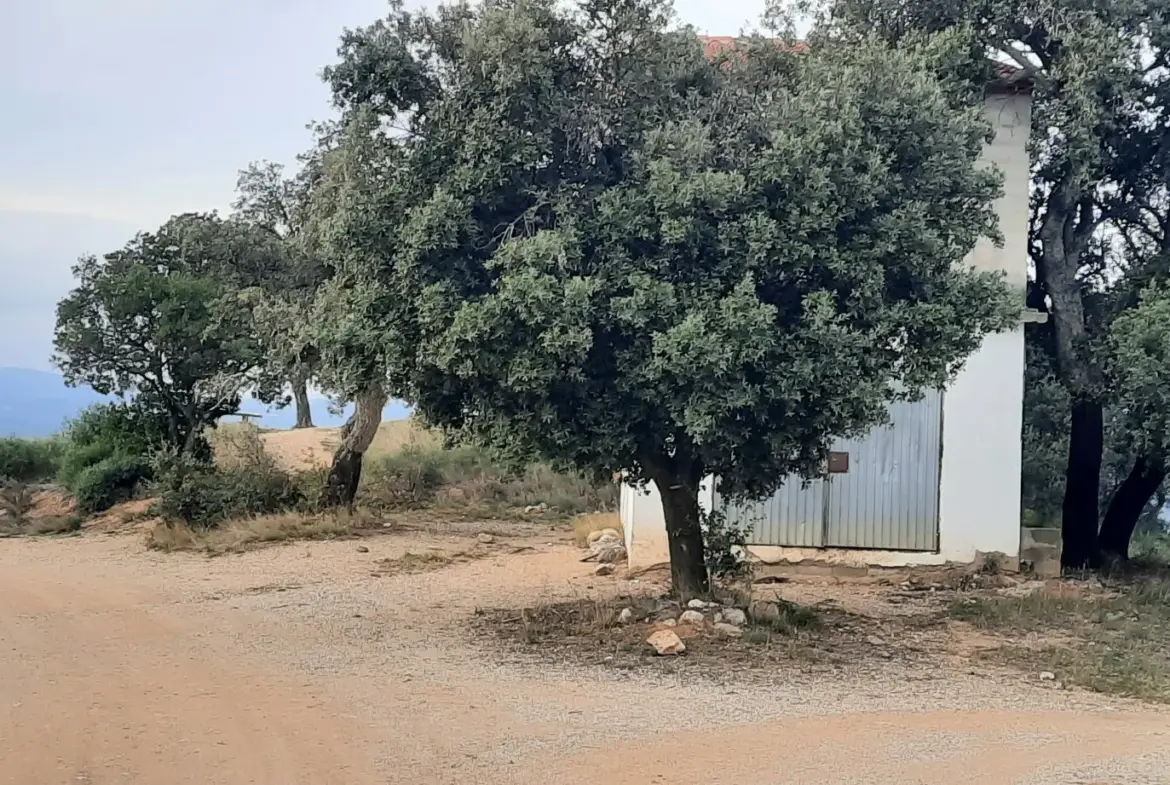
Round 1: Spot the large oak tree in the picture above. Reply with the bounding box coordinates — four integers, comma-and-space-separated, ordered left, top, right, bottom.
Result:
310, 0, 1015, 596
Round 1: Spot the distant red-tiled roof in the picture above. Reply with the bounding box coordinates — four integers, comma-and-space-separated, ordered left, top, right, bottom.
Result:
696, 35, 1031, 90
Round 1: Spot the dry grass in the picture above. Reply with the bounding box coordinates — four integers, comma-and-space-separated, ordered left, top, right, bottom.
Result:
571, 512, 622, 547
480, 593, 830, 672
145, 510, 375, 555
947, 569, 1170, 703
233, 418, 440, 474
373, 549, 468, 575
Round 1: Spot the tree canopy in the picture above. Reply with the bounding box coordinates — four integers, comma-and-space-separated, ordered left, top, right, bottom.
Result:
305, 0, 1016, 595
53, 213, 283, 453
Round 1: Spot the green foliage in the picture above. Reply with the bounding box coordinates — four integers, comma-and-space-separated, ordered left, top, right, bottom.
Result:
307, 0, 1016, 595
361, 444, 617, 515
701, 509, 751, 582
55, 403, 178, 491
73, 455, 154, 515
0, 438, 63, 482
1109, 284, 1170, 466
53, 213, 283, 454
153, 450, 303, 530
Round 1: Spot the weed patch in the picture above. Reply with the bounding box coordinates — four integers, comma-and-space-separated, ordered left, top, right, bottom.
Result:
946, 572, 1170, 703
146, 511, 372, 554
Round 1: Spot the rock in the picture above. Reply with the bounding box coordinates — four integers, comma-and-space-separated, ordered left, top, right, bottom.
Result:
594, 544, 627, 564
719, 608, 747, 627
594, 563, 615, 576
687, 598, 711, 610
678, 609, 705, 625
1104, 611, 1124, 622
714, 622, 743, 638
866, 635, 886, 647
524, 505, 542, 514
477, 532, 495, 544
1039, 671, 1057, 681
661, 618, 678, 627
618, 607, 634, 624
586, 528, 622, 547
356, 545, 370, 553
647, 629, 686, 655
749, 601, 782, 625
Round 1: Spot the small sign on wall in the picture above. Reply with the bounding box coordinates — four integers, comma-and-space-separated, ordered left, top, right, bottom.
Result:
828, 451, 850, 474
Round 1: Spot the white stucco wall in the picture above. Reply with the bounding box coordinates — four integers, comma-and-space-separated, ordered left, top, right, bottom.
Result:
622, 89, 1032, 570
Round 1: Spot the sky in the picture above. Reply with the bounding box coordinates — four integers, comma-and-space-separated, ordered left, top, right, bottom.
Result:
0, 0, 768, 371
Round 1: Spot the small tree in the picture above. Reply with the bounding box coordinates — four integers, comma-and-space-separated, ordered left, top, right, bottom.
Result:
232, 161, 330, 429
314, 0, 1015, 596
53, 214, 277, 455
1101, 284, 1170, 557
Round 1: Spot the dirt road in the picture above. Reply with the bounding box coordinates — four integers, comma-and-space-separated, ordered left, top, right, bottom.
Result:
1, 530, 1167, 784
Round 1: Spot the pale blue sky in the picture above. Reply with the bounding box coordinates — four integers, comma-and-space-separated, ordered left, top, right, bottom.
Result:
0, 0, 766, 370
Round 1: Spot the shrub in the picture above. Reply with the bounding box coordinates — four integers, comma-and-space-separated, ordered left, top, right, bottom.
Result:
74, 455, 154, 514
361, 444, 617, 515
0, 479, 34, 524
56, 403, 173, 490
0, 438, 63, 482
153, 454, 303, 530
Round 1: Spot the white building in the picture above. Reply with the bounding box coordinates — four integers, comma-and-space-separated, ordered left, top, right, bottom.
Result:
622, 57, 1035, 571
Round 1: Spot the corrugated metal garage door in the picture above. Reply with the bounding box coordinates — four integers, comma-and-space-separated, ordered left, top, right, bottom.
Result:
717, 389, 943, 552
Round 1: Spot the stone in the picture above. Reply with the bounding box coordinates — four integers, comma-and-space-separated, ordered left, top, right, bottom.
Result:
866, 635, 886, 647
714, 622, 744, 638
678, 609, 705, 625
749, 601, 781, 624
477, 532, 495, 544
524, 505, 542, 514
586, 528, 622, 547
687, 598, 712, 610
661, 618, 677, 627
647, 629, 686, 655
719, 608, 747, 627
1039, 671, 1057, 681
594, 563, 615, 576
618, 607, 635, 624
356, 545, 370, 553
594, 544, 627, 564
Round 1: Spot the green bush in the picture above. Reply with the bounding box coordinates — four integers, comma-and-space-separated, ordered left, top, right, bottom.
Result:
55, 403, 182, 491
74, 455, 154, 514
361, 444, 617, 515
0, 438, 63, 482
153, 459, 304, 529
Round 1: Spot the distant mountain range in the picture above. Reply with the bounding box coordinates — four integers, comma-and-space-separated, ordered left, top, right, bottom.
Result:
0, 367, 410, 438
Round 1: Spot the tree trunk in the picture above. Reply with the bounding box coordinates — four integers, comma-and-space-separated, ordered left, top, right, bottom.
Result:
1099, 456, 1166, 561
292, 377, 313, 429
648, 460, 710, 601
1038, 177, 1104, 571
322, 384, 388, 508
1060, 399, 1104, 569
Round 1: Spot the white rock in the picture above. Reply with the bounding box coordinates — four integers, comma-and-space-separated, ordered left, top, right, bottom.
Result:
477, 532, 494, 544
1039, 671, 1057, 681
617, 607, 634, 624
647, 629, 686, 655
719, 608, 747, 626
593, 563, 615, 576
678, 609, 705, 625
686, 599, 711, 610
661, 618, 678, 627
714, 622, 743, 638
